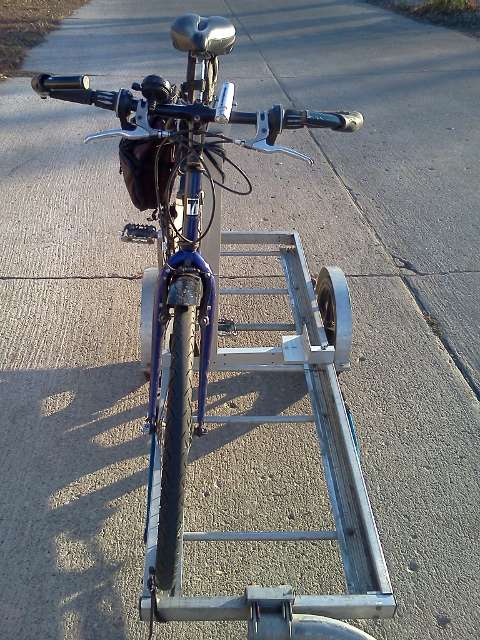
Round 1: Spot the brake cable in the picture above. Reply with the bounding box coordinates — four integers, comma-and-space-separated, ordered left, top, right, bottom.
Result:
204, 143, 252, 196
154, 130, 253, 245
156, 139, 217, 244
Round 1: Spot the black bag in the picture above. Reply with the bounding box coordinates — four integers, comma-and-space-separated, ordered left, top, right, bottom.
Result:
119, 118, 175, 211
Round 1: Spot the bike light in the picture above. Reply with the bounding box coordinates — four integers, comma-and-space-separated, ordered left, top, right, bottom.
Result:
214, 81, 235, 124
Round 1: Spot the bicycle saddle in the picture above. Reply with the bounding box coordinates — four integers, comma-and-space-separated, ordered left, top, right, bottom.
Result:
170, 14, 236, 57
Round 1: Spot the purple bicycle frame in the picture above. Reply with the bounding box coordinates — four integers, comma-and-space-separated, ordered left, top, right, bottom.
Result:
144, 167, 216, 436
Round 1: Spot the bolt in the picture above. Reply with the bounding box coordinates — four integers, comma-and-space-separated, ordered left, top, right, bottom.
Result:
195, 425, 208, 437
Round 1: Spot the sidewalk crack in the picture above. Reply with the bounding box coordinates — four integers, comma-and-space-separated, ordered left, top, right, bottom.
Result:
0, 274, 142, 281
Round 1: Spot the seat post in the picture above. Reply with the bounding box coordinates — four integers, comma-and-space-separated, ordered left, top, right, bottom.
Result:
185, 52, 208, 104
185, 52, 197, 103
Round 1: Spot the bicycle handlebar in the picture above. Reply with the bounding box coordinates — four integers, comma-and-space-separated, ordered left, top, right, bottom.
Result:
32, 73, 363, 134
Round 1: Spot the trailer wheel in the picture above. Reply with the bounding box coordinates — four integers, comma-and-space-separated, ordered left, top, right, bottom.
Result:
140, 267, 159, 377
315, 266, 353, 373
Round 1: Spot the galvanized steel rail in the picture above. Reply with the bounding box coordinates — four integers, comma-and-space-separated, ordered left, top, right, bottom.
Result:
139, 231, 395, 636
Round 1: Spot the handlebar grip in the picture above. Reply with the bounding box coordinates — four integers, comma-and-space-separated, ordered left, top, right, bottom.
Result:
43, 75, 90, 91
229, 110, 257, 125
284, 109, 364, 132
91, 90, 119, 111
31, 73, 50, 96
336, 110, 364, 132
31, 73, 120, 111
45, 89, 119, 111
305, 110, 345, 129
31, 73, 91, 99
45, 89, 95, 105
284, 109, 344, 130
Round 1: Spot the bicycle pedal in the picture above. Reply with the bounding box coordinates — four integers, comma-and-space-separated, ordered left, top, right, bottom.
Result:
218, 317, 237, 336
195, 425, 208, 437
121, 223, 157, 244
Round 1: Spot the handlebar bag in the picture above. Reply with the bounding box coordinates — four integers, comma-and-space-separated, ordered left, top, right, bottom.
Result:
119, 117, 175, 211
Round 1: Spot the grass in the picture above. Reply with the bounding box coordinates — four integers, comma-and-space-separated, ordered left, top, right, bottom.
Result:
374, 0, 480, 38
0, 0, 86, 78
414, 0, 478, 14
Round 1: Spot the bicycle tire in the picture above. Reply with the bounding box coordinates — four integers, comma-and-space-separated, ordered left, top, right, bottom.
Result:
155, 304, 196, 591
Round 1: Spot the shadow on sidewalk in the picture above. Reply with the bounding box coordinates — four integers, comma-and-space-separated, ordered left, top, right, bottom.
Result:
0, 360, 306, 639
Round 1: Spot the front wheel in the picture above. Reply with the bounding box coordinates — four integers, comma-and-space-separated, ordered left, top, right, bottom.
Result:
155, 304, 196, 591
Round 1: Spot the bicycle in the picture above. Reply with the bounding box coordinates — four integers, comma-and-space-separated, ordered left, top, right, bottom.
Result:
32, 13, 393, 640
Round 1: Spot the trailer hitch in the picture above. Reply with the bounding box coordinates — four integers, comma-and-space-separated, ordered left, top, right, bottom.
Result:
246, 586, 294, 640
246, 586, 379, 640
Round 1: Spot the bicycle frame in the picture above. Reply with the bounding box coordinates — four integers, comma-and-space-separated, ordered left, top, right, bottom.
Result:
30, 24, 392, 639
144, 57, 216, 525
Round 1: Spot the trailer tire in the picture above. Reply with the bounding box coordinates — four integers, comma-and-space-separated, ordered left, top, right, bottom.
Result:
316, 266, 353, 373
140, 267, 159, 377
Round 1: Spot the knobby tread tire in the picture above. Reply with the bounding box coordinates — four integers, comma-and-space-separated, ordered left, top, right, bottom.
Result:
155, 305, 196, 591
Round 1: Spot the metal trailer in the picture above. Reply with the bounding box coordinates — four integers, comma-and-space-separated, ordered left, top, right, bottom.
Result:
133, 160, 395, 639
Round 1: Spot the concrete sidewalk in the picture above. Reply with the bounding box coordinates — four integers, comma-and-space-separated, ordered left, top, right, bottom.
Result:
0, 1, 478, 639
225, 0, 480, 394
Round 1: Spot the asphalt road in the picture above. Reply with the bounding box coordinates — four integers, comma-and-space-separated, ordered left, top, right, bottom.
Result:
0, 1, 479, 640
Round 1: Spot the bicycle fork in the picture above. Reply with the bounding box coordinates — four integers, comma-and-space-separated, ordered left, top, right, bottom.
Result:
143, 251, 215, 541
145, 250, 216, 435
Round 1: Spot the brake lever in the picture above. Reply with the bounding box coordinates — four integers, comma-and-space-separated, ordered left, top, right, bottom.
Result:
84, 127, 175, 143
85, 128, 145, 142
246, 139, 314, 164
234, 110, 314, 165
84, 98, 174, 143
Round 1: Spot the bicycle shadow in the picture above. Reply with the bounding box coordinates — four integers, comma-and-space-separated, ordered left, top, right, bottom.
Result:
0, 360, 306, 639
191, 370, 307, 462
0, 361, 146, 640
